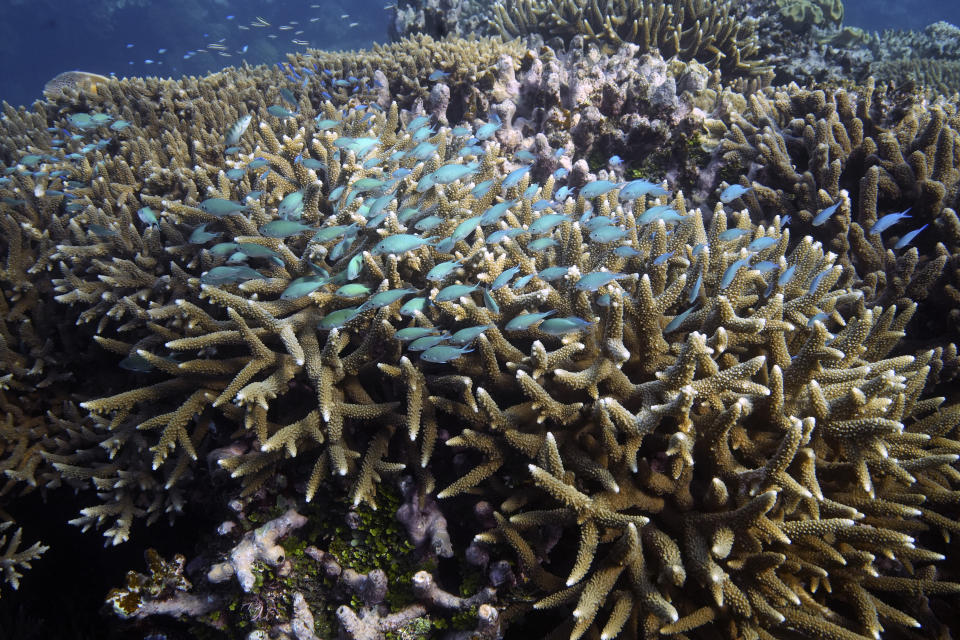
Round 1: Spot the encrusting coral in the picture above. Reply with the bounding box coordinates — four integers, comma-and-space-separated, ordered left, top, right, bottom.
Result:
1, 26, 960, 640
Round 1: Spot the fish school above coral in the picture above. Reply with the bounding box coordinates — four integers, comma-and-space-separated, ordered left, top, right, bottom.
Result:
0, 28, 960, 640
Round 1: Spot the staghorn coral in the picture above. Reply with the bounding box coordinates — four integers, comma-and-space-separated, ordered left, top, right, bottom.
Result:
0, 521, 46, 594
288, 34, 526, 121
491, 0, 768, 77
0, 27, 959, 640
709, 79, 960, 344
870, 59, 960, 99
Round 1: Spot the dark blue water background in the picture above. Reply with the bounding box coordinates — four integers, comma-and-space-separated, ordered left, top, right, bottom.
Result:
0, 0, 958, 107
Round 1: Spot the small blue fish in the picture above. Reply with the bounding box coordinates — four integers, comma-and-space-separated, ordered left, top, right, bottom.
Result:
317, 307, 361, 330
753, 261, 778, 273
614, 245, 641, 258
420, 344, 473, 363
502, 165, 532, 190
483, 288, 500, 314
529, 237, 559, 252
664, 306, 696, 333
539, 316, 593, 336
720, 184, 751, 203
491, 266, 521, 291
480, 200, 517, 226
281, 276, 328, 299
718, 228, 751, 241
812, 202, 840, 226
248, 158, 269, 170
553, 167, 569, 180
537, 266, 569, 281
278, 191, 305, 220
426, 259, 462, 281
310, 224, 356, 243
652, 251, 673, 266
200, 198, 248, 216
201, 265, 266, 285
267, 105, 297, 118
362, 288, 417, 310
409, 142, 438, 161
412, 127, 435, 142
189, 223, 219, 244
688, 272, 703, 303
450, 216, 483, 243
475, 114, 501, 141
449, 325, 493, 346
432, 161, 479, 185
720, 258, 750, 288
279, 87, 298, 107
512, 274, 535, 289
428, 69, 450, 81
747, 237, 778, 252
608, 155, 623, 167
808, 267, 833, 294
395, 327, 441, 341
408, 334, 450, 351
617, 180, 670, 200
415, 215, 446, 232
575, 271, 630, 292
529, 213, 570, 235
137, 206, 158, 226
471, 180, 495, 199
335, 283, 373, 299
589, 226, 628, 243
225, 168, 246, 181
88, 223, 117, 237
435, 283, 479, 302
869, 208, 912, 235
372, 234, 437, 255
399, 297, 429, 317
505, 310, 556, 331
893, 224, 928, 250
515, 149, 537, 163
346, 253, 364, 280
555, 186, 573, 200
580, 180, 620, 199
777, 264, 797, 287
637, 205, 686, 225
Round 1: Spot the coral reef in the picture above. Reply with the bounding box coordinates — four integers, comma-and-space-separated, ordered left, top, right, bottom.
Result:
776, 0, 844, 32
491, 0, 767, 77
1, 17, 960, 640
708, 78, 960, 344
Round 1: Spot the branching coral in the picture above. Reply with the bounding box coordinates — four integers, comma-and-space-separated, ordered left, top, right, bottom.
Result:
0, 521, 46, 594
492, 0, 767, 77
709, 79, 960, 343
1, 22, 959, 640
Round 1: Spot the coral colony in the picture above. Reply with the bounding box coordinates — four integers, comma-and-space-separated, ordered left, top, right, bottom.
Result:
2, 0, 960, 638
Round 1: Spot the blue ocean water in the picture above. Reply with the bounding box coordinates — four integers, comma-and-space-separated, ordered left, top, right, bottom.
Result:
0, 0, 958, 107
0, 0, 388, 107
845, 0, 960, 32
